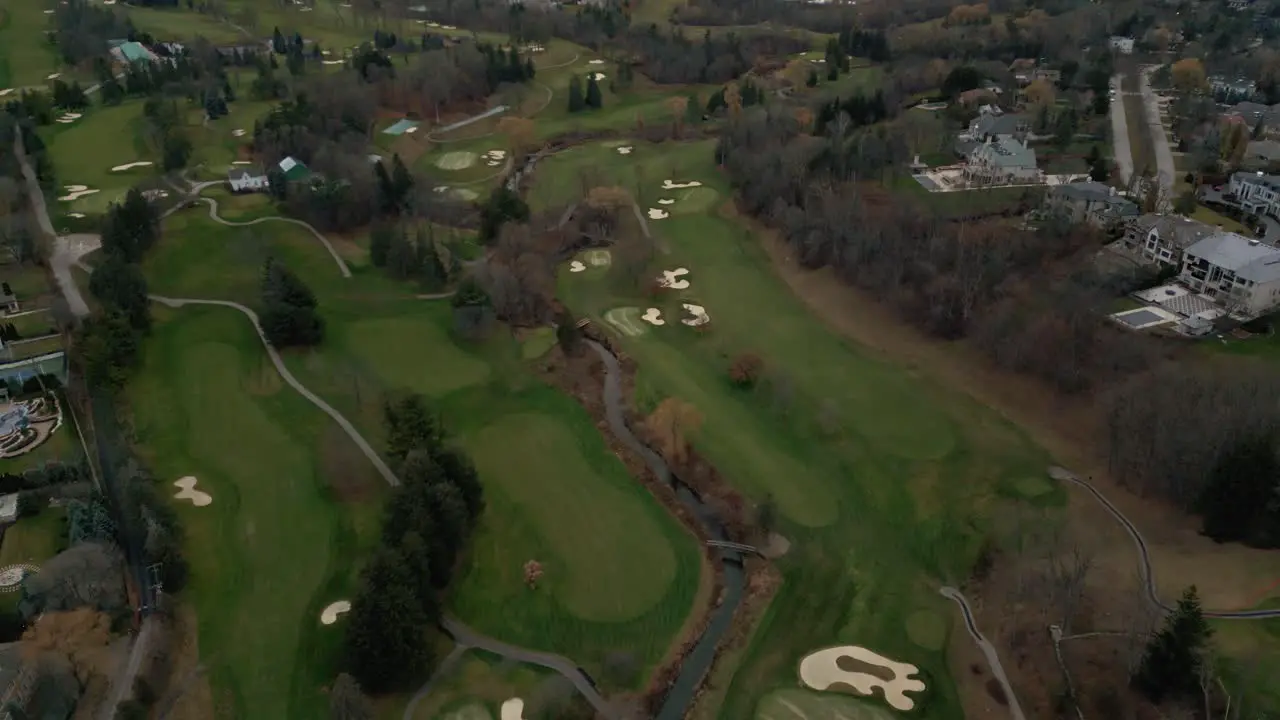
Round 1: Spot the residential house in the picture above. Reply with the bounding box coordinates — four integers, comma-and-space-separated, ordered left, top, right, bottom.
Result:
963, 137, 1040, 185
0, 290, 17, 315
1009, 58, 1036, 85
1109, 36, 1135, 54
1241, 140, 1280, 171
966, 111, 1028, 142
1122, 214, 1218, 266
278, 156, 310, 182
1179, 232, 1280, 317
957, 88, 998, 107
1033, 66, 1061, 84
1228, 171, 1280, 217
227, 167, 269, 193
1222, 101, 1280, 137
1045, 181, 1139, 229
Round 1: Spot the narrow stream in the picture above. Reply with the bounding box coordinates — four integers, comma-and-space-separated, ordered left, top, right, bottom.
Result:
586, 341, 746, 720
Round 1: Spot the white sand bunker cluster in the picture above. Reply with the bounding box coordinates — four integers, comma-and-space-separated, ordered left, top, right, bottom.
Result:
173, 476, 212, 507
681, 303, 710, 327
642, 308, 664, 326
500, 698, 527, 720
798, 646, 927, 711
616, 146, 633, 155
435, 151, 477, 170
647, 208, 669, 220
591, 72, 607, 81
657, 268, 690, 289
0, 564, 39, 593
55, 112, 82, 124
320, 600, 351, 625
568, 260, 586, 273
110, 161, 153, 172
483, 149, 507, 167
58, 185, 98, 202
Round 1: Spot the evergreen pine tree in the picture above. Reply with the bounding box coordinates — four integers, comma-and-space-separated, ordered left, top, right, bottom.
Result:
807, 69, 818, 87
391, 154, 414, 207
342, 547, 432, 693
374, 161, 396, 214
272, 27, 286, 54
585, 74, 603, 109
684, 92, 702, 126
369, 224, 394, 267
1133, 586, 1213, 703
1197, 435, 1280, 546
568, 75, 585, 112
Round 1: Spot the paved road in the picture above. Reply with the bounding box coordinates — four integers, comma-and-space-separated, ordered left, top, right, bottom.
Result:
197, 197, 351, 277
1048, 467, 1280, 620
1138, 66, 1176, 199
1109, 74, 1134, 187
97, 620, 157, 720
939, 587, 1027, 720
146, 295, 399, 487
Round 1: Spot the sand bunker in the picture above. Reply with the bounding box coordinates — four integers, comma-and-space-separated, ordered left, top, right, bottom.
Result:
110, 161, 153, 172
616, 146, 633, 155
59, 112, 81, 120
658, 268, 689, 289
436, 151, 477, 170
662, 180, 703, 189
454, 188, 479, 201
642, 308, 664, 326
322, 59, 343, 65
441, 24, 456, 29
487, 160, 501, 167
657, 198, 674, 205
43, 8, 54, 13
232, 161, 252, 165
484, 149, 507, 160
58, 186, 99, 202
591, 72, 606, 81
66, 212, 85, 218
173, 476, 212, 507
404, 126, 418, 133
569, 260, 586, 273
320, 600, 351, 625
798, 646, 927, 711
427, 21, 441, 27
232, 128, 247, 137
588, 59, 605, 65
681, 303, 710, 327
500, 698, 527, 720
0, 90, 13, 98
648, 208, 670, 220
46, 73, 61, 80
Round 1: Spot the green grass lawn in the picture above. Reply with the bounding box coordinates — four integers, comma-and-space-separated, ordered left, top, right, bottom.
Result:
1192, 204, 1251, 236
0, 1, 59, 89
409, 649, 593, 720
141, 204, 703, 686
42, 100, 157, 215
127, 305, 386, 720
535, 139, 1053, 719
0, 506, 67, 568
187, 95, 276, 174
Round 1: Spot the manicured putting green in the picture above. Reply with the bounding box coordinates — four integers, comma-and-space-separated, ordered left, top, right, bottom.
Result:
442, 704, 493, 720
437, 151, 478, 170
905, 610, 947, 650
344, 317, 490, 396
755, 689, 897, 720
467, 413, 678, 622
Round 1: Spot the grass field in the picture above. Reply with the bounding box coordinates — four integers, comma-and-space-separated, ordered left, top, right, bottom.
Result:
142, 203, 703, 685
128, 305, 386, 720
409, 649, 593, 720
0, 506, 67, 568
42, 100, 158, 215
536, 139, 1052, 718
0, 1, 59, 89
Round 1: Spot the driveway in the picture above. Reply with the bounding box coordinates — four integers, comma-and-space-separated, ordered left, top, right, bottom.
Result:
1138, 66, 1176, 198
1109, 74, 1134, 186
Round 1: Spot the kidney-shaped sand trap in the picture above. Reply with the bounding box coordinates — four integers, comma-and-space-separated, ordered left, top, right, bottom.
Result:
658, 268, 690, 289
436, 151, 477, 170
662, 179, 703, 189
568, 260, 586, 273
173, 476, 212, 507
321, 600, 351, 625
798, 645, 927, 711
657, 198, 674, 205
110, 161, 154, 172
58, 186, 99, 202
648, 208, 670, 220
642, 308, 664, 326
500, 698, 527, 720
681, 303, 710, 327
616, 146, 633, 155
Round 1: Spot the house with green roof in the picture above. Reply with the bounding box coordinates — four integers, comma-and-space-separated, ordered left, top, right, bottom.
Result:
109, 41, 158, 65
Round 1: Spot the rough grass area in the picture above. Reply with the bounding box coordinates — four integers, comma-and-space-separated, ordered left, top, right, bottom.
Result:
409, 649, 593, 720
538, 139, 1051, 718
342, 317, 491, 396
0, 3, 60, 88
128, 306, 386, 720
755, 688, 899, 720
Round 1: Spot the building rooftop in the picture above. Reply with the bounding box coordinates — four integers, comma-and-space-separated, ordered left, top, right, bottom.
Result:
1185, 232, 1280, 283
228, 167, 265, 181
973, 137, 1036, 168
1233, 170, 1280, 191
113, 41, 157, 64
1130, 213, 1219, 249
971, 112, 1026, 138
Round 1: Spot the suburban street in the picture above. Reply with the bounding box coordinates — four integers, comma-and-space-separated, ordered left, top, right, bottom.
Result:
1138, 65, 1177, 199
1110, 74, 1134, 187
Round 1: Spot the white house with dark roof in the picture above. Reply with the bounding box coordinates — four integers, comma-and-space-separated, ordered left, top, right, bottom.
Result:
963, 137, 1040, 185
1123, 214, 1218, 266
1229, 171, 1280, 218
227, 167, 269, 193
1046, 181, 1139, 229
1179, 232, 1280, 317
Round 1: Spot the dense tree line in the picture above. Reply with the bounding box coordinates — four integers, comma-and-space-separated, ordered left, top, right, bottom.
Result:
718, 105, 1165, 394
260, 257, 324, 348
343, 394, 483, 693
368, 222, 452, 290
0, 116, 40, 266
1132, 587, 1212, 704
52, 0, 136, 66
79, 189, 158, 390
1105, 360, 1280, 548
